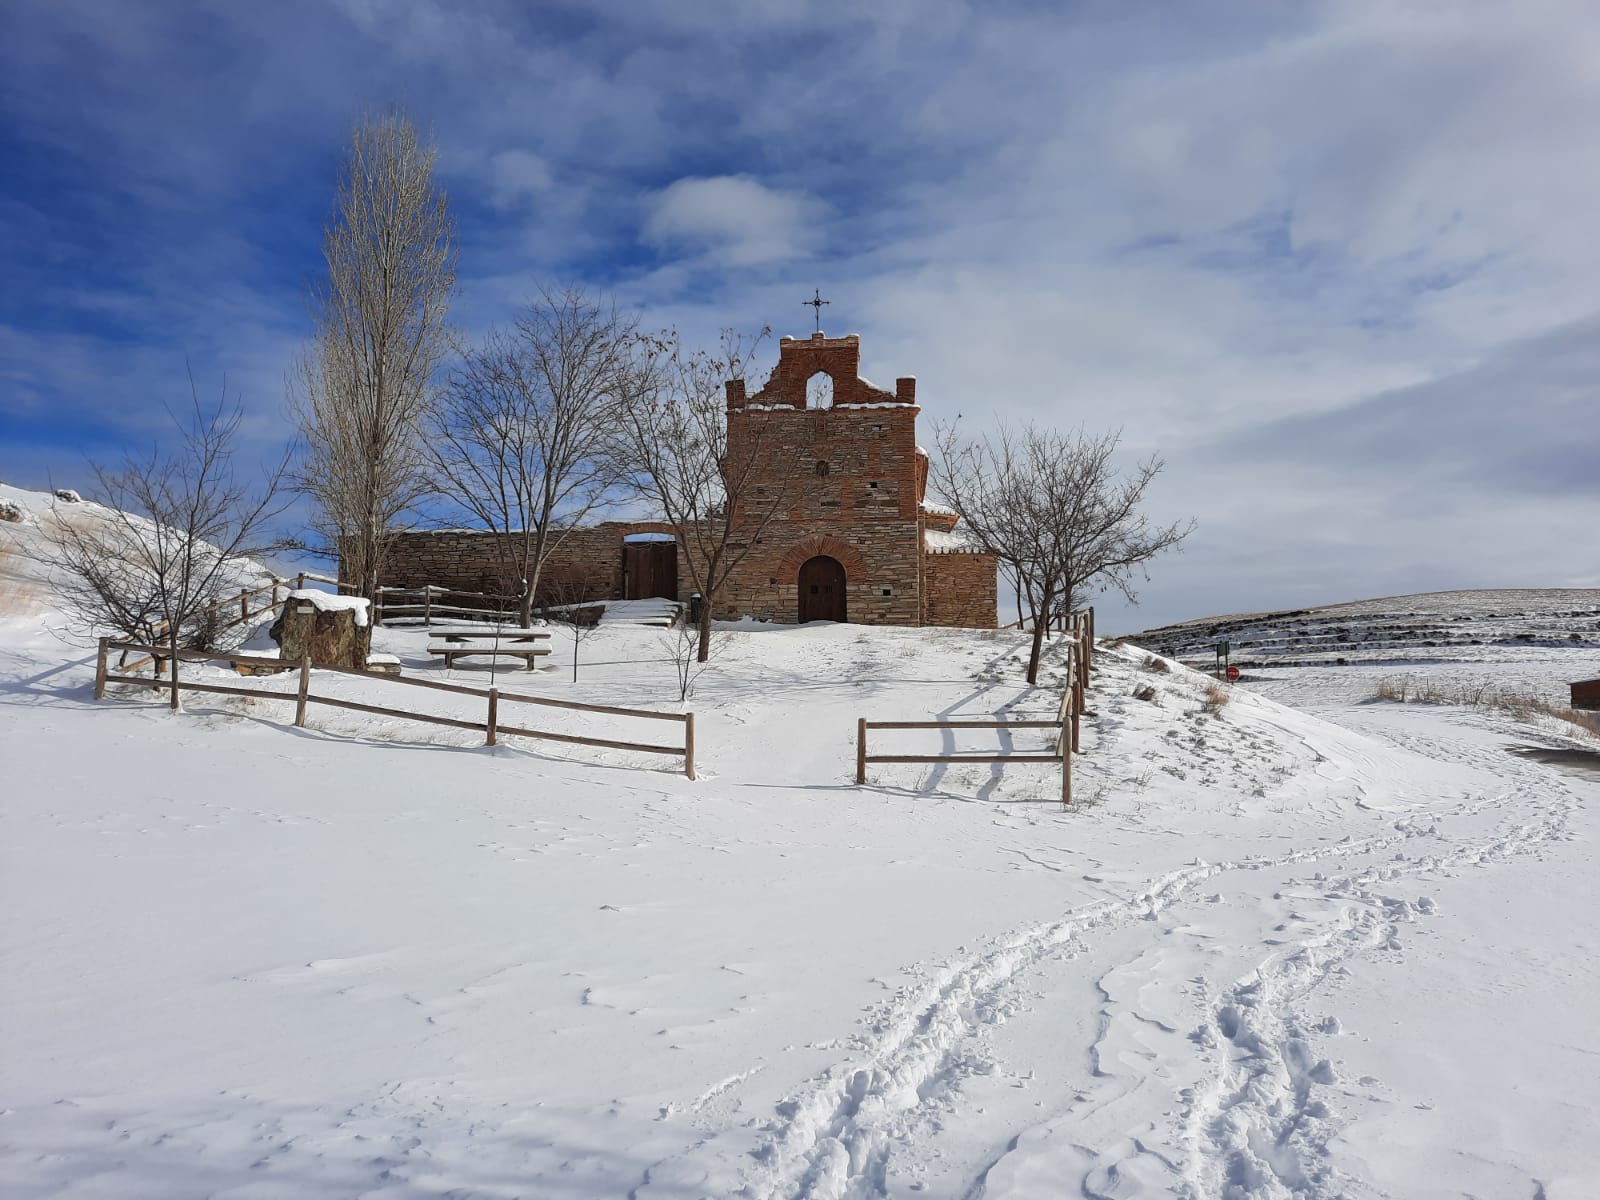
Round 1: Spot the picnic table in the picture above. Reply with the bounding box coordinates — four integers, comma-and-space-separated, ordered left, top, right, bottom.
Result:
427, 627, 552, 670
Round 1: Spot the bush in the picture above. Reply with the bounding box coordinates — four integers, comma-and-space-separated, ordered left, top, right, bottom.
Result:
1133, 683, 1158, 703
54, 488, 81, 503
1143, 654, 1172, 674
1201, 683, 1230, 714
0, 499, 22, 523
1373, 676, 1600, 744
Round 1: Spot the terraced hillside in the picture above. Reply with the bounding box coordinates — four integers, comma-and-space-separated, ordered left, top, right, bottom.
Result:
1128, 587, 1600, 669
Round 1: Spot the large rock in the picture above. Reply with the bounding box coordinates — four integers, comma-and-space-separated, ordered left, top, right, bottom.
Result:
272, 590, 372, 670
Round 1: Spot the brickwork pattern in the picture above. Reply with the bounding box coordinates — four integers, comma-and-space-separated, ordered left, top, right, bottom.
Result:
922, 551, 999, 628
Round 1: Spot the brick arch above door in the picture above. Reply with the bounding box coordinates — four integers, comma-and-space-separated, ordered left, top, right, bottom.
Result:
773, 534, 867, 581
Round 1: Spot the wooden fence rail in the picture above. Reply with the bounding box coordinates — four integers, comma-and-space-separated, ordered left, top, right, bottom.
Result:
856, 607, 1093, 805
375, 585, 524, 627
119, 571, 354, 676
97, 638, 696, 779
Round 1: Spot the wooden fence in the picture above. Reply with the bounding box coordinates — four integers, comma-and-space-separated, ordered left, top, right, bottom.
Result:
856, 607, 1094, 804
122, 570, 348, 676
375, 585, 523, 627
96, 638, 696, 778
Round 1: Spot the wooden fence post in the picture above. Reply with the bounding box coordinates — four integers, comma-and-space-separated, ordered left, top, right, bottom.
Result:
856, 718, 868, 785
486, 688, 498, 746
684, 712, 696, 780
296, 571, 306, 591
1060, 692, 1073, 807
240, 587, 249, 624
169, 643, 181, 711
424, 589, 432, 627
295, 656, 311, 728
94, 637, 109, 700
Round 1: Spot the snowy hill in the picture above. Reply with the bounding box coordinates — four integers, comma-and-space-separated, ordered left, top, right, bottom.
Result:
1129, 587, 1600, 671
3, 490, 1599, 1198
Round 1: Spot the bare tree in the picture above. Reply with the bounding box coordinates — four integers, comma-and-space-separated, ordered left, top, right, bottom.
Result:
931, 424, 1193, 683
661, 614, 716, 702
537, 570, 608, 682
614, 329, 800, 662
428, 288, 630, 625
31, 382, 289, 709
293, 111, 457, 600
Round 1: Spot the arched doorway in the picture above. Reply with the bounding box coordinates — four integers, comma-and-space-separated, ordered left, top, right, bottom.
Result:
798, 555, 846, 623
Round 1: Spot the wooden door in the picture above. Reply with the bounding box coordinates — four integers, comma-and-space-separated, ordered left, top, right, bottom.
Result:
798, 555, 847, 623
624, 540, 678, 600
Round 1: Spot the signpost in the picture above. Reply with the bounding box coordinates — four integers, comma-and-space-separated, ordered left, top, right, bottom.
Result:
1215, 641, 1230, 680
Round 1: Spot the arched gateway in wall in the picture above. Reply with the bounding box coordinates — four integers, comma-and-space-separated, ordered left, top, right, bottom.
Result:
797, 555, 846, 623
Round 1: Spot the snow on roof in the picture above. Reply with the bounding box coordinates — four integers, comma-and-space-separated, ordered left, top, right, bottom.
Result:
622, 532, 676, 543
919, 499, 957, 516
288, 589, 370, 627
923, 527, 988, 553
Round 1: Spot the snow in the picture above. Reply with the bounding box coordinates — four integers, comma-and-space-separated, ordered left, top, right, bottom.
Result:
288, 588, 370, 627
3, 484, 1599, 1198
923, 526, 981, 552
622, 531, 676, 543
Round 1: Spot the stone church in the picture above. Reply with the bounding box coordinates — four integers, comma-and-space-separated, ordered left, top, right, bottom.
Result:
378, 332, 997, 627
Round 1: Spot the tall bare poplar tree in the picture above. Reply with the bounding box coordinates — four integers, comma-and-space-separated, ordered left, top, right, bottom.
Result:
294, 112, 456, 599
931, 424, 1193, 683
428, 288, 631, 625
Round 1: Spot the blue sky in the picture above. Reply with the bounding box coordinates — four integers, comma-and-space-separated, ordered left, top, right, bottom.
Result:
3, 0, 1597, 630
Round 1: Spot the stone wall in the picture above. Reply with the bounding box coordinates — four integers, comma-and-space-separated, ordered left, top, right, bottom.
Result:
376, 521, 681, 605
722, 382, 925, 624
922, 550, 998, 628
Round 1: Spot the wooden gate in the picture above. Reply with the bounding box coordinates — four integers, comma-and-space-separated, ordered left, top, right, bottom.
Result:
798, 555, 847, 623
624, 540, 678, 600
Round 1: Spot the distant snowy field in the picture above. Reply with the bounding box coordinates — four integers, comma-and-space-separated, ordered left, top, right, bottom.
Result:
3, 485, 1598, 1199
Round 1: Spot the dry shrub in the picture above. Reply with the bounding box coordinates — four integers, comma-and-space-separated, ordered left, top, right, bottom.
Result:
0, 499, 23, 523
1202, 683, 1230, 713
1374, 675, 1600, 745
1132, 683, 1158, 702
1143, 654, 1172, 674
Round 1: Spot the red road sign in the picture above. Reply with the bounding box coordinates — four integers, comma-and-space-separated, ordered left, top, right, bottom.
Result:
1226, 665, 1241, 682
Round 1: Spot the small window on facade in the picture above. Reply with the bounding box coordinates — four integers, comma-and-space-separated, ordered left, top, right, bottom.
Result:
816, 460, 830, 477
868, 480, 879, 488
882, 587, 893, 596
755, 486, 766, 495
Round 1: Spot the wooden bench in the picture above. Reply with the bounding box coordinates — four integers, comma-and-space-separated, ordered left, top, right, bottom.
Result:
427, 639, 553, 670
428, 627, 551, 642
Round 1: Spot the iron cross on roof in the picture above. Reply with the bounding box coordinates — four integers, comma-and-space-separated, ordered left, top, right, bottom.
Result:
804, 288, 830, 333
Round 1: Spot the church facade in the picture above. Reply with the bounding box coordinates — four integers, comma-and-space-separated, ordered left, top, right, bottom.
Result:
377, 333, 997, 628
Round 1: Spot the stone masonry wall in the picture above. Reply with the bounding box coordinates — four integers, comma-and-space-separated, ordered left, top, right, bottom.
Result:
722, 394, 924, 624
922, 551, 998, 628
377, 521, 681, 605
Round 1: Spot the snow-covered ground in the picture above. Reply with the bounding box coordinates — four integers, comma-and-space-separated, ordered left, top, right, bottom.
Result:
3, 487, 1598, 1198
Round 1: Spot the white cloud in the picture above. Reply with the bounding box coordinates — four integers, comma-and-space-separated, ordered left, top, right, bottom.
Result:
484, 149, 552, 211
642, 176, 824, 266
